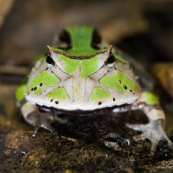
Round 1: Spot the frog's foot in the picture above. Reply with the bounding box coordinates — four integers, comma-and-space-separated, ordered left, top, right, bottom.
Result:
31, 124, 41, 138
27, 111, 58, 138
21, 102, 58, 137
126, 120, 172, 152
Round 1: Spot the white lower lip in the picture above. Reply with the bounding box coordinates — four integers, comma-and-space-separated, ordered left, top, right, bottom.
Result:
26, 95, 137, 111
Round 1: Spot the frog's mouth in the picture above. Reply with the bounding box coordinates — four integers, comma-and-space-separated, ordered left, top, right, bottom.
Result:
36, 103, 130, 115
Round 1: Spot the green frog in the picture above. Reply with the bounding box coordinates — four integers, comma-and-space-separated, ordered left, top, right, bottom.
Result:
16, 26, 172, 151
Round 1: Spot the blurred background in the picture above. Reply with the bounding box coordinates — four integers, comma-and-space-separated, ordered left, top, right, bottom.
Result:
0, 0, 173, 66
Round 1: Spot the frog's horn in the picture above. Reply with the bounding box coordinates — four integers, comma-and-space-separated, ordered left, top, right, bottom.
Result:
107, 45, 113, 54
47, 45, 54, 52
47, 45, 65, 55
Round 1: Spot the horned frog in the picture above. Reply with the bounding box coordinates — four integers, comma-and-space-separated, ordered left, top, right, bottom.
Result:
16, 26, 172, 151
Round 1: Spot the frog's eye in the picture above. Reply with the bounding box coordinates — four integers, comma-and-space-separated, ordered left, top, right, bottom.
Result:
105, 55, 115, 68
46, 55, 55, 66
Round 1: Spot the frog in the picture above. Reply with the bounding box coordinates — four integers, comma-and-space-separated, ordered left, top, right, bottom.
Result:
16, 26, 172, 151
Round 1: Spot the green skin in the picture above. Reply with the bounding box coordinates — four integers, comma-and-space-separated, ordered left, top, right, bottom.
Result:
16, 26, 171, 151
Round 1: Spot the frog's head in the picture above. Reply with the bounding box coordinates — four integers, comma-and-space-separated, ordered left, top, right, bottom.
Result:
26, 26, 139, 111
47, 44, 114, 78
46, 26, 115, 74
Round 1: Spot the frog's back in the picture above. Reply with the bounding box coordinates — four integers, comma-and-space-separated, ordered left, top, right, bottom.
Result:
25, 26, 141, 111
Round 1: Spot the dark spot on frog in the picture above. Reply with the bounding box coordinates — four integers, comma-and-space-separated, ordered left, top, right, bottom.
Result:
55, 101, 59, 104
40, 83, 43, 87
119, 80, 121, 84
33, 87, 37, 91
46, 67, 48, 70
98, 102, 102, 105
50, 99, 53, 102
123, 85, 127, 90
113, 98, 115, 101
129, 90, 132, 92
31, 88, 34, 91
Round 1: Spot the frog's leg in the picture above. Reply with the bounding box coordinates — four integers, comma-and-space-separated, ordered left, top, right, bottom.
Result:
21, 102, 58, 137
113, 92, 172, 152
